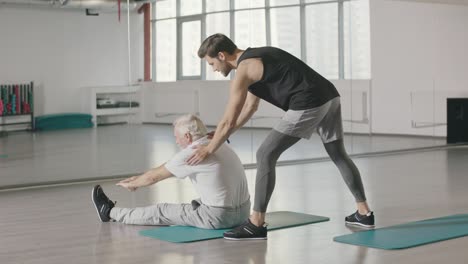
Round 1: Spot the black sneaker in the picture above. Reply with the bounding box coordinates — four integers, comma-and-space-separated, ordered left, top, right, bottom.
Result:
345, 211, 375, 228
223, 219, 268, 240
92, 185, 115, 222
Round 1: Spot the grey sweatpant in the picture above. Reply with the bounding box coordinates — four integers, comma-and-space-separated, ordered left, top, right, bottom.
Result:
110, 199, 250, 229
253, 132, 367, 213
253, 97, 367, 212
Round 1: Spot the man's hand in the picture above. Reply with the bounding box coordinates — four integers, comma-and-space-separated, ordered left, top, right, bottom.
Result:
186, 145, 211, 165
116, 176, 139, 191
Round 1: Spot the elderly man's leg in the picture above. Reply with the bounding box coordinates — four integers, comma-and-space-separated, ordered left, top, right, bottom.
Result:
110, 203, 211, 228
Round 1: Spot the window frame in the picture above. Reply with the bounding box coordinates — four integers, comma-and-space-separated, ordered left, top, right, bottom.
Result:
177, 16, 204, 80
152, 0, 365, 82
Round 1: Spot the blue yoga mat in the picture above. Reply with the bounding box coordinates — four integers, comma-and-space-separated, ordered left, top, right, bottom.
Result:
140, 211, 329, 243
334, 214, 468, 249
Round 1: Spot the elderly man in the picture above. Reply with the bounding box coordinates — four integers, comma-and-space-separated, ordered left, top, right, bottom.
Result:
91, 114, 250, 229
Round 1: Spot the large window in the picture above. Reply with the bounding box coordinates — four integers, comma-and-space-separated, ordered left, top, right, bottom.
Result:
305, 3, 339, 79
179, 20, 201, 78
206, 0, 230, 12
155, 19, 176, 82
155, 0, 175, 19
270, 6, 301, 59
206, 12, 231, 80
152, 0, 370, 82
235, 0, 264, 9
344, 0, 371, 79
270, 0, 299, 6
180, 0, 202, 16
235, 10, 267, 49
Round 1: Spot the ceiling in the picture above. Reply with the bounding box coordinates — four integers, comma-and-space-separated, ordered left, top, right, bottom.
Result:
0, 0, 156, 11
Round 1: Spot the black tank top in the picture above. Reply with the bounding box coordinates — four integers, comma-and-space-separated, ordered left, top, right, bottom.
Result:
237, 47, 339, 111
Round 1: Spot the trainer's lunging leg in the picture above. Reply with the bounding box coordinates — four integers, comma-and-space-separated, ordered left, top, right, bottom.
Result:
324, 139, 366, 202
250, 130, 300, 226
324, 139, 374, 227
224, 130, 300, 240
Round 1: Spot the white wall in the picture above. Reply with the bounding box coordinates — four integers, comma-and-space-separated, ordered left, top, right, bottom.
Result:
0, 6, 143, 116
370, 0, 468, 136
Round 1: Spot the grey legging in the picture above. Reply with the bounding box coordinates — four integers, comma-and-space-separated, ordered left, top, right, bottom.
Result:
253, 130, 366, 213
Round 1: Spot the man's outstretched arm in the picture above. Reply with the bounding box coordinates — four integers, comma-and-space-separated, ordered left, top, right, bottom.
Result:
116, 164, 174, 191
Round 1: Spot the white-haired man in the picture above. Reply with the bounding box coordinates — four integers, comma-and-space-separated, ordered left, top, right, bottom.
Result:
91, 114, 250, 229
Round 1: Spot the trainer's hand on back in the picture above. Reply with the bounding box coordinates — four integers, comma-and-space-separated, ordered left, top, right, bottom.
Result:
186, 145, 210, 165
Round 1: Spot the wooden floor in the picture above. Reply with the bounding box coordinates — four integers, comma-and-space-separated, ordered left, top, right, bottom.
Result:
1, 145, 468, 264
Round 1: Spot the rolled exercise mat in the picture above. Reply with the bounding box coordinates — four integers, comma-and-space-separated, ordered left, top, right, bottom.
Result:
35, 113, 93, 131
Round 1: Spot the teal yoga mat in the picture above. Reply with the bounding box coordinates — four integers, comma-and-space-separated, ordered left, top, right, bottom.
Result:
140, 211, 329, 243
334, 214, 468, 249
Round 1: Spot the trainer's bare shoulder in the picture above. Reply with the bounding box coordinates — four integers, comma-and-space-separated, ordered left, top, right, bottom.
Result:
236, 58, 263, 84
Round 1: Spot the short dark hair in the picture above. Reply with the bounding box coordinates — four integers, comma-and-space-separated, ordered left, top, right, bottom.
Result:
198, 33, 237, 59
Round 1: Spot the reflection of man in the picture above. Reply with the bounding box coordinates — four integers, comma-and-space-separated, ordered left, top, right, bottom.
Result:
189, 33, 374, 240
92, 114, 250, 229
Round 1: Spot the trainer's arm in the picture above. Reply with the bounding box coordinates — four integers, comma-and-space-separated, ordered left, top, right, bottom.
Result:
234, 92, 260, 131
116, 164, 173, 191
209, 71, 250, 148
186, 61, 258, 165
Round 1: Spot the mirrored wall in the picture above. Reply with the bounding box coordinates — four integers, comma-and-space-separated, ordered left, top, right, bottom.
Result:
2, 0, 461, 189
149, 0, 448, 166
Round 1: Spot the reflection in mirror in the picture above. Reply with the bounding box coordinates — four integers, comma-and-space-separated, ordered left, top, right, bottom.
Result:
2, 0, 461, 189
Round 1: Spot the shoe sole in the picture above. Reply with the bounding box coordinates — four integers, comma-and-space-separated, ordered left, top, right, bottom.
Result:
223, 237, 267, 241
345, 221, 375, 228
91, 185, 106, 222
